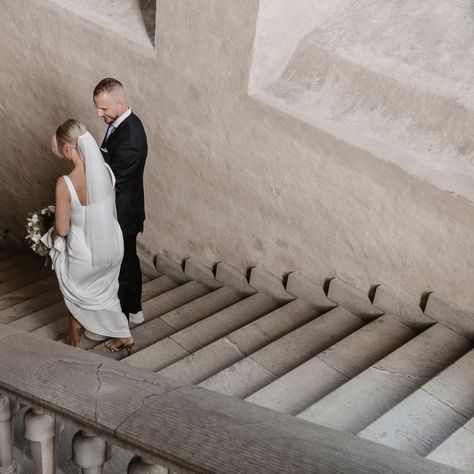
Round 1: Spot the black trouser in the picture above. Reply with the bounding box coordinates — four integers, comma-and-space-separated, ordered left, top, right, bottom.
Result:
118, 234, 142, 317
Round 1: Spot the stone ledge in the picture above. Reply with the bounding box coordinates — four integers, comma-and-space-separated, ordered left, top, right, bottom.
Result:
154, 253, 190, 284
327, 278, 383, 321
373, 286, 435, 330
424, 294, 474, 341
183, 258, 222, 290
214, 262, 256, 296
248, 267, 295, 303
285, 272, 336, 312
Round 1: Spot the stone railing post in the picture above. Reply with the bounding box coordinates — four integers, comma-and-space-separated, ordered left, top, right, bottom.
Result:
72, 430, 111, 474
0, 394, 15, 474
128, 455, 168, 473
24, 408, 57, 474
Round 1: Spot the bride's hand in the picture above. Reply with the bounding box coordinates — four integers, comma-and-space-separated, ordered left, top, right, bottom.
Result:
52, 227, 65, 241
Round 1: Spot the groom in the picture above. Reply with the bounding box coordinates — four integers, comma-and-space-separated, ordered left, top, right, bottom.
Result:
93, 78, 148, 324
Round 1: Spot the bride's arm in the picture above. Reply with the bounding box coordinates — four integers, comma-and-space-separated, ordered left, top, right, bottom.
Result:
52, 178, 71, 240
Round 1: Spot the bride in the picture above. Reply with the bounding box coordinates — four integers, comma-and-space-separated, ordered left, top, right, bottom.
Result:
43, 119, 135, 353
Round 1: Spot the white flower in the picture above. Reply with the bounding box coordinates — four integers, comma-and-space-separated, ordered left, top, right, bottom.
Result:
25, 205, 54, 259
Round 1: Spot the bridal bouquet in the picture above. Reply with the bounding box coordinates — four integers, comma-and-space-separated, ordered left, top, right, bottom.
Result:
25, 205, 55, 257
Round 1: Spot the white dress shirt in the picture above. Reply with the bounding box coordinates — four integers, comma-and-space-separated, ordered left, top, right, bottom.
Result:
105, 107, 132, 141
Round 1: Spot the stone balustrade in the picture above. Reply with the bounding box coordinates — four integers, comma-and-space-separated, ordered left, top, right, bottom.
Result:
0, 324, 462, 474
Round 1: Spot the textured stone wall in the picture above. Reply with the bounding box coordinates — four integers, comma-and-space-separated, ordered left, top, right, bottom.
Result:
1, 0, 474, 308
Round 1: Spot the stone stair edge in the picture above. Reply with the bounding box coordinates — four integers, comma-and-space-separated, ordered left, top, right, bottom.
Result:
247, 267, 295, 302
184, 258, 222, 290
327, 277, 383, 321
285, 272, 336, 311
154, 252, 191, 284
150, 249, 337, 307
424, 293, 474, 341
372, 285, 435, 330
139, 247, 474, 341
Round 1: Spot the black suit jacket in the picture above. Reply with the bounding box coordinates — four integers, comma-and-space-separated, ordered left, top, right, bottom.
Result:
101, 112, 148, 236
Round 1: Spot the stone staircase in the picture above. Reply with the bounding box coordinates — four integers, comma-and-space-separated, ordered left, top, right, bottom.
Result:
1, 248, 473, 473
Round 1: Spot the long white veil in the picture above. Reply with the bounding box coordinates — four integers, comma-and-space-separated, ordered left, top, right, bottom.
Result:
77, 131, 122, 266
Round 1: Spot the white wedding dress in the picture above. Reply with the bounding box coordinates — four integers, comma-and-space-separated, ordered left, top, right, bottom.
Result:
42, 168, 130, 339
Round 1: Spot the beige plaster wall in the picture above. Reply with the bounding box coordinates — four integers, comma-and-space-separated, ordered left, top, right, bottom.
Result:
252, 0, 474, 202
1, 0, 473, 309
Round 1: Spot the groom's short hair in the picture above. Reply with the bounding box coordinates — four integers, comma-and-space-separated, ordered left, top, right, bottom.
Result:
93, 78, 123, 97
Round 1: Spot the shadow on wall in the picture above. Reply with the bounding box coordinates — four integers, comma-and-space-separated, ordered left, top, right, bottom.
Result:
45, 0, 156, 48
138, 0, 156, 46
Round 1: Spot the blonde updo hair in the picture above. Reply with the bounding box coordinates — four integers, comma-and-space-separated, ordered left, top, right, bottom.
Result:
52, 119, 87, 158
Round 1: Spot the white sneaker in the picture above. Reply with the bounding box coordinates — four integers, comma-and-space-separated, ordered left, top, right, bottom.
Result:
84, 330, 108, 341
129, 311, 145, 324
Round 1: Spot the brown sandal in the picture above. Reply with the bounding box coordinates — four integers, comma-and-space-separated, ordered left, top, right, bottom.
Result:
104, 336, 136, 355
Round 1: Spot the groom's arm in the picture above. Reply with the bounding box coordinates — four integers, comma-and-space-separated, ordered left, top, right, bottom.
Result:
109, 128, 147, 191
111, 143, 146, 191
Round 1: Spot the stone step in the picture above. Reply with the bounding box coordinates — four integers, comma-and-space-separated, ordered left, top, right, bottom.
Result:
10, 301, 69, 332
426, 417, 474, 472
93, 286, 243, 359
157, 298, 320, 385
0, 258, 44, 283
0, 249, 17, 261
0, 253, 37, 273
57, 280, 211, 350
199, 306, 367, 398
0, 286, 61, 324
165, 292, 282, 355
297, 324, 471, 433
33, 276, 178, 341
0, 265, 52, 297
359, 348, 474, 456
137, 275, 178, 303
0, 269, 163, 327
0, 275, 58, 311
125, 292, 280, 372
246, 314, 418, 415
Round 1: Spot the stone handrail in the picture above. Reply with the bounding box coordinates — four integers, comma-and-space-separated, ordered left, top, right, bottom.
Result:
0, 324, 463, 473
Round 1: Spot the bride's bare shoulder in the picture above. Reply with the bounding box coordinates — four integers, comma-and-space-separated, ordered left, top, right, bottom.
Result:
55, 176, 69, 201
56, 176, 67, 188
